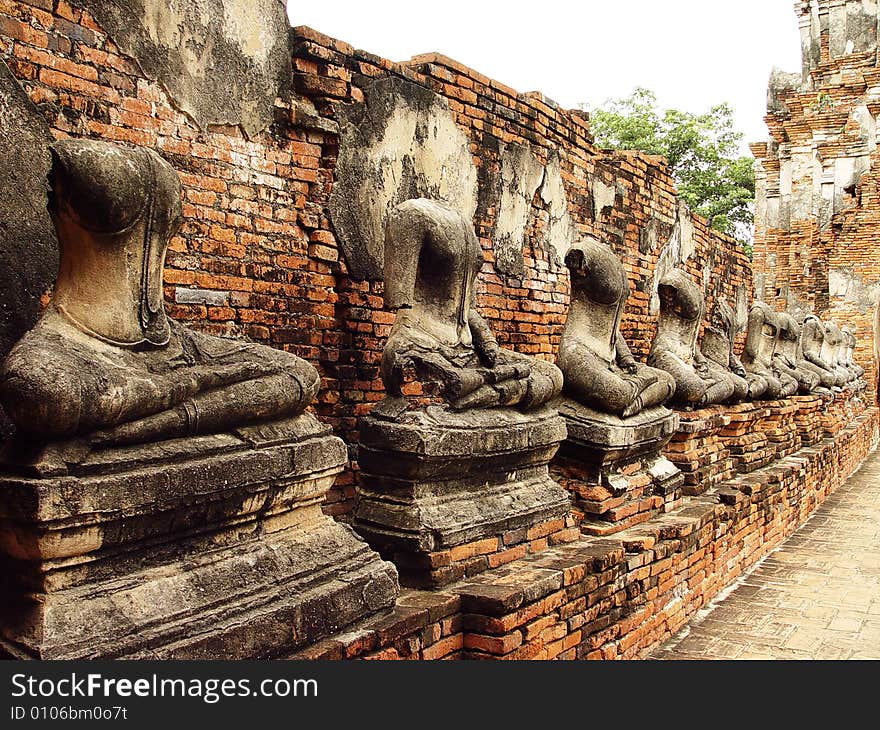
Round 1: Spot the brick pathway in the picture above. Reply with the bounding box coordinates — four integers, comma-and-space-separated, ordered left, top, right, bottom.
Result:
650, 448, 880, 659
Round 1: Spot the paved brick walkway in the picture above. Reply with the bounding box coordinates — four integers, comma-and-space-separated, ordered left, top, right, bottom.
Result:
651, 447, 880, 659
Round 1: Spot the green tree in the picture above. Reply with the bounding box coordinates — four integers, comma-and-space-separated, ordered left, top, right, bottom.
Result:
589, 88, 755, 254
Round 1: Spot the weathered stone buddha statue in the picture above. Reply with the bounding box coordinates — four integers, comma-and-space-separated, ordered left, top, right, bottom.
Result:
821, 320, 855, 385
800, 313, 845, 388
381, 197, 562, 411
647, 269, 734, 408
700, 299, 767, 402
552, 240, 681, 533
0, 139, 398, 660
355, 197, 569, 586
556, 238, 674, 417
1, 139, 319, 447
773, 311, 823, 394
840, 326, 865, 380
739, 301, 798, 399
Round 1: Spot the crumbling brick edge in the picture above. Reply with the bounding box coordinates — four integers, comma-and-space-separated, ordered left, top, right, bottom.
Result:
292, 406, 879, 660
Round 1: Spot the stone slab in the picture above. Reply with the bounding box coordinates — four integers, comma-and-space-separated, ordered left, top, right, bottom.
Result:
354, 404, 570, 564
554, 397, 679, 481
0, 413, 400, 658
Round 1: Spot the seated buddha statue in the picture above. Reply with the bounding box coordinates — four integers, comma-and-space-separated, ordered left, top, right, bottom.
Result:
800, 313, 845, 389
840, 326, 864, 380
820, 320, 855, 385
647, 269, 734, 408
739, 301, 798, 399
773, 311, 823, 394
380, 197, 562, 411
556, 237, 674, 418
0, 139, 320, 448
700, 299, 767, 402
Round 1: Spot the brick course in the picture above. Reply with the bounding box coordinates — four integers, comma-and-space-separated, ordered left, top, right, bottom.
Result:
290, 400, 877, 660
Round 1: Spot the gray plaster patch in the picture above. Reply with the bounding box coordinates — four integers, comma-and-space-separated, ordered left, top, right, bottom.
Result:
677, 202, 695, 262
539, 152, 576, 265
735, 284, 749, 333
174, 287, 229, 306
639, 216, 673, 257
648, 205, 695, 315
702, 250, 715, 291
592, 178, 616, 219
829, 266, 880, 313
77, 0, 291, 138
753, 271, 766, 303
767, 68, 801, 113
329, 76, 478, 280
845, 1, 878, 54
799, 0, 821, 82
492, 142, 544, 276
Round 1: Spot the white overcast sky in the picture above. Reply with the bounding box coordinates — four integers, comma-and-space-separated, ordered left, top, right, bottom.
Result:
285, 0, 803, 155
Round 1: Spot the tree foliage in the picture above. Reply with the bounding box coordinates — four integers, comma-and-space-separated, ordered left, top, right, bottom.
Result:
589, 88, 755, 253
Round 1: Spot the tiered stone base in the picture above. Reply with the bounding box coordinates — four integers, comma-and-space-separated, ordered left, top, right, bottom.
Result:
663, 407, 734, 495
354, 403, 573, 588
294, 405, 878, 661
0, 414, 399, 659
551, 399, 683, 536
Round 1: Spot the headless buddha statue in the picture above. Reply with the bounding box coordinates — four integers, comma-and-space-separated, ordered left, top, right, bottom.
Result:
700, 299, 767, 402
647, 269, 734, 408
380, 197, 562, 411
840, 327, 864, 380
0, 140, 319, 447
773, 312, 823, 394
821, 320, 855, 385
556, 238, 673, 417
800, 314, 845, 388
739, 301, 798, 399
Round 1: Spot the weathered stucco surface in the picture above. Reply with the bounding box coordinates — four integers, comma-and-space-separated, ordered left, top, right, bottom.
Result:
648, 203, 695, 315
76, 0, 291, 138
539, 152, 577, 266
330, 76, 478, 280
492, 143, 544, 276
0, 60, 57, 431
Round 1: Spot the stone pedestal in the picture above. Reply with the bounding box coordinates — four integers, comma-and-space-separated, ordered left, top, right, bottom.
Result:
353, 402, 574, 588
0, 414, 399, 659
823, 390, 862, 437
663, 407, 734, 495
550, 398, 683, 536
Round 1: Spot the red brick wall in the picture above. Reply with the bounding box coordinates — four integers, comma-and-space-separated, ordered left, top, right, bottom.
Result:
294, 405, 878, 660
752, 1, 880, 401
0, 1, 753, 516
